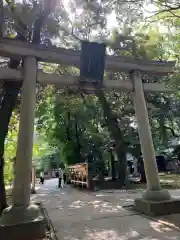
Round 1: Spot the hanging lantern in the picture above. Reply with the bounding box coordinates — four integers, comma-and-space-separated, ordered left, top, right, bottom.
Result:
80, 40, 106, 86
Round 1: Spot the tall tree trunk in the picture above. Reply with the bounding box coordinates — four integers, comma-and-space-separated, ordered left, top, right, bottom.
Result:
0, 80, 21, 214
0, 49, 22, 215
94, 87, 127, 187
74, 115, 81, 161
109, 150, 116, 181
0, 155, 6, 213
98, 152, 104, 185
138, 156, 146, 183
66, 111, 71, 140
159, 116, 168, 148
0, 0, 4, 37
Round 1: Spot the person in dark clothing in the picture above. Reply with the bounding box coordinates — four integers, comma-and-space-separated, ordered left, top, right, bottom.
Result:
55, 170, 59, 178
58, 178, 61, 188
63, 171, 66, 184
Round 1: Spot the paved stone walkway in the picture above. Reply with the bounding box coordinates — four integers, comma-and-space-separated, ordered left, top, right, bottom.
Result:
32, 179, 180, 240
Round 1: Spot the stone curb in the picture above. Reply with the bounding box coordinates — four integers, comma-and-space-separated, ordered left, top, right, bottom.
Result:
124, 205, 180, 233
36, 202, 58, 240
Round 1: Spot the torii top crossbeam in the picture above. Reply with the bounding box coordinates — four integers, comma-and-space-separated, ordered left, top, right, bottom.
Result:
0, 38, 175, 75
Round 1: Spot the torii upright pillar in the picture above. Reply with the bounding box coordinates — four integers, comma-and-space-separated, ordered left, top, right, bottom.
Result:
132, 71, 180, 216
0, 57, 45, 240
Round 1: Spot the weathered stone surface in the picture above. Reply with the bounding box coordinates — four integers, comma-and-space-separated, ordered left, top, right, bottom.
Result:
134, 197, 180, 217
32, 179, 180, 239
0, 218, 45, 240
142, 188, 171, 201
0, 203, 45, 240
56, 215, 180, 240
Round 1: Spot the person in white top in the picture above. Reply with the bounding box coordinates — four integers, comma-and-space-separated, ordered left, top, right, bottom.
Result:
40, 170, 44, 184
58, 168, 63, 188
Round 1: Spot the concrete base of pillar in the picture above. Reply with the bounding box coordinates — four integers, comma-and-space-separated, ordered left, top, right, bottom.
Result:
134, 197, 180, 216
142, 189, 171, 201
0, 204, 45, 240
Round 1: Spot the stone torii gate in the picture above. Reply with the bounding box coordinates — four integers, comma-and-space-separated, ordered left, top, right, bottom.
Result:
0, 38, 179, 239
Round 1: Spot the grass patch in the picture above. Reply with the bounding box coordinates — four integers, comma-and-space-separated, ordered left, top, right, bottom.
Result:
159, 172, 180, 189
127, 173, 180, 190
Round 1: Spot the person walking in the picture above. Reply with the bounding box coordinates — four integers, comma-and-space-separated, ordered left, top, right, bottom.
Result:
58, 168, 63, 188
61, 170, 64, 188
63, 169, 67, 185
40, 170, 44, 184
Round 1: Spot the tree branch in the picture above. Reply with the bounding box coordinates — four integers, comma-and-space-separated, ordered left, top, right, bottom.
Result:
164, 125, 180, 137
146, 1, 180, 20
5, 0, 28, 37
32, 0, 57, 44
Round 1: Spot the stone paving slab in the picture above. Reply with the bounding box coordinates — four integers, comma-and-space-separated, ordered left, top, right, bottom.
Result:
56, 215, 179, 240
91, 189, 180, 207
32, 180, 180, 240
34, 189, 134, 225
